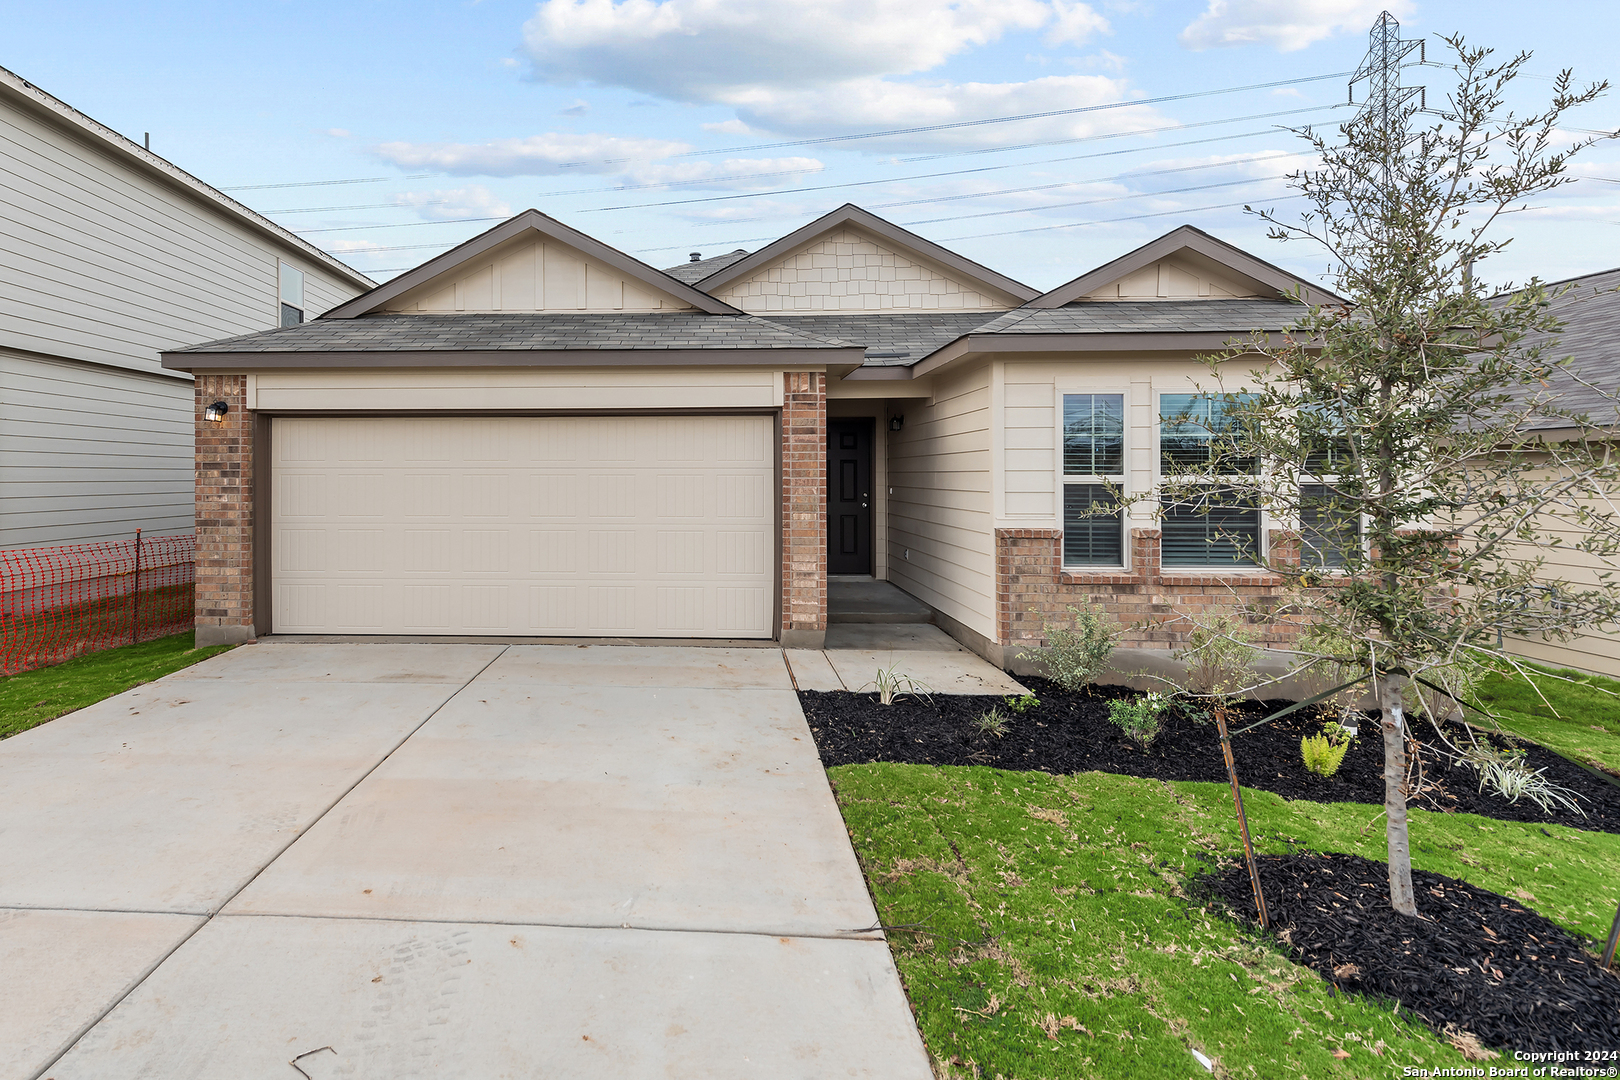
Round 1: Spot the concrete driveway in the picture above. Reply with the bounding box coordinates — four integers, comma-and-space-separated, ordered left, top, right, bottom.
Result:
0, 643, 931, 1079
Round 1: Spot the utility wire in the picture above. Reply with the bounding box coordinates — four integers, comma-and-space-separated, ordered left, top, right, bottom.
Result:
941, 195, 1310, 242
220, 73, 1349, 191
904, 175, 1287, 228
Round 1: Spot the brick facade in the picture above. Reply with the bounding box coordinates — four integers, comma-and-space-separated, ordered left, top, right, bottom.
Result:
781, 371, 828, 646
193, 374, 257, 646
996, 527, 1305, 653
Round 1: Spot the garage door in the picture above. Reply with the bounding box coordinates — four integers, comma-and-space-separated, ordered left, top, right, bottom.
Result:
270, 415, 775, 637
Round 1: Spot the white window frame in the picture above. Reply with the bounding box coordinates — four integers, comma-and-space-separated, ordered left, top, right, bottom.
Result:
1056, 388, 1130, 571
1153, 389, 1268, 570
279, 261, 306, 327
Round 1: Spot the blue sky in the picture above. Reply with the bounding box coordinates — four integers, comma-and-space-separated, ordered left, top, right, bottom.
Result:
5, 0, 1618, 290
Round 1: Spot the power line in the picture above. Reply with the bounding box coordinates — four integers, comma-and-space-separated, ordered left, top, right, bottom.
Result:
267, 199, 452, 215
223, 173, 438, 192
296, 216, 510, 235
221, 73, 1350, 192
904, 175, 1287, 228
942, 195, 1309, 242
556, 71, 1355, 168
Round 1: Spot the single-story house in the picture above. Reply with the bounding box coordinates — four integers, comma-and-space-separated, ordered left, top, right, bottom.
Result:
0, 63, 372, 550
162, 204, 1344, 662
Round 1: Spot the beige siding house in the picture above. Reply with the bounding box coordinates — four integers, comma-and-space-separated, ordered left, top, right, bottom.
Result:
162, 204, 1345, 656
0, 65, 372, 548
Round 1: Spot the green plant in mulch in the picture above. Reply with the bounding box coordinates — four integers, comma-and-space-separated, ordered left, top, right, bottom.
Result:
1003, 693, 1040, 715
1301, 721, 1354, 778
866, 662, 933, 705
0, 631, 234, 739
829, 762, 1620, 1080
972, 706, 1011, 739
1106, 691, 1171, 750
1018, 603, 1119, 691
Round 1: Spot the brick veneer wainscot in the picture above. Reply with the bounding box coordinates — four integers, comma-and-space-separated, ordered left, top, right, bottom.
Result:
781, 371, 828, 647
996, 528, 1305, 651
193, 373, 256, 646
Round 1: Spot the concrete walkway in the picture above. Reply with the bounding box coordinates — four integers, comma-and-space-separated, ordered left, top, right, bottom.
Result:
0, 643, 932, 1079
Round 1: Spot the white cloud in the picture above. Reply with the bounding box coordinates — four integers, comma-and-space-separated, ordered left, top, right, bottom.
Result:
556, 98, 591, 116
1045, 0, 1109, 46
394, 185, 513, 220
373, 132, 692, 176
1179, 0, 1410, 53
522, 0, 1054, 100
701, 119, 754, 135
322, 128, 351, 138
722, 74, 1168, 153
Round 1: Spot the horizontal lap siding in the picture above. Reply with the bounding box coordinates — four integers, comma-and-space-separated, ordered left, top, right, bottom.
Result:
0, 352, 194, 545
1502, 491, 1620, 678
0, 101, 355, 375
886, 362, 995, 640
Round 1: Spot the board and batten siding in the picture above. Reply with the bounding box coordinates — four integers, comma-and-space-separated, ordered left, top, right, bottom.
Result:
885, 362, 996, 643
1, 85, 366, 545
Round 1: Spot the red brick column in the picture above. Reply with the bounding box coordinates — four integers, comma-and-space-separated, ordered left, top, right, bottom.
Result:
194, 374, 256, 646
781, 371, 827, 647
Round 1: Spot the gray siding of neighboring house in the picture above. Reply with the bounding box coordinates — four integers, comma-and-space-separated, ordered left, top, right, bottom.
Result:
0, 71, 367, 548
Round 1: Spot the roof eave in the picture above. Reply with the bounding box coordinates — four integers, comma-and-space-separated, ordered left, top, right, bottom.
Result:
161, 346, 867, 372
1026, 225, 1346, 309
322, 210, 744, 319
693, 204, 1039, 303
0, 65, 374, 292
909, 329, 1302, 378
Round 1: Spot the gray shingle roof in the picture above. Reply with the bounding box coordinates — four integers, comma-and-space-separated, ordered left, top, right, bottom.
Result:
662, 249, 750, 285
765, 312, 1007, 366
1512, 268, 1620, 429
966, 299, 1309, 336
171, 312, 857, 353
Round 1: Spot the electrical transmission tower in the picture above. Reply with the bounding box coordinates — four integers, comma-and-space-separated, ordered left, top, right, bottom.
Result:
1349, 11, 1426, 137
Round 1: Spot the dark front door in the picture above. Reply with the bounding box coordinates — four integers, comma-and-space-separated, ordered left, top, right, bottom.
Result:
827, 419, 874, 575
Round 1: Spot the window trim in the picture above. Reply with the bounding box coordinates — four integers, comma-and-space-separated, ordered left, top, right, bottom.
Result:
1153, 389, 1267, 570
278, 261, 306, 327
1056, 389, 1129, 571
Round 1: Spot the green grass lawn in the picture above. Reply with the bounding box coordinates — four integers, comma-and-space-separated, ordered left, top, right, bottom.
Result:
0, 631, 235, 739
831, 763, 1620, 1079
1475, 664, 1620, 776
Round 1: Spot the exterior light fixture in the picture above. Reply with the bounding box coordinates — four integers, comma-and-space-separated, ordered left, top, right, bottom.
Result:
889, 415, 904, 432
203, 401, 230, 423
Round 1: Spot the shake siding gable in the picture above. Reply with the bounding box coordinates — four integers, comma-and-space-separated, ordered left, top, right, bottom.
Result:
886, 362, 996, 642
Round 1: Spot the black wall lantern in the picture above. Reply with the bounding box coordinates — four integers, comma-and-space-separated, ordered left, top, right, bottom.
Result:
203, 401, 230, 423
889, 414, 904, 432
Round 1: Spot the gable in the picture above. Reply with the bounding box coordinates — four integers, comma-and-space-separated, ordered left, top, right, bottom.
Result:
382, 233, 695, 314
710, 226, 1016, 313
1077, 252, 1269, 301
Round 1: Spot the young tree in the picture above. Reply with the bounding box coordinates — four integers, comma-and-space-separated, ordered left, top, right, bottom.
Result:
1161, 39, 1620, 916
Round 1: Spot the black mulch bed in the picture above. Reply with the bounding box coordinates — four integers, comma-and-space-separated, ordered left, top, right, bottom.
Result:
799, 676, 1620, 834
1203, 851, 1620, 1052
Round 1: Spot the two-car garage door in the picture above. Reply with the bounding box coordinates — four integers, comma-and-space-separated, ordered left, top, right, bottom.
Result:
270, 415, 775, 637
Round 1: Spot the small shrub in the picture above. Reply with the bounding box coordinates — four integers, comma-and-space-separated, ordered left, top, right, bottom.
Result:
1106, 692, 1171, 749
1003, 692, 1040, 714
973, 706, 1010, 738
1462, 736, 1586, 816
866, 663, 932, 705
1300, 722, 1352, 777
1018, 603, 1119, 692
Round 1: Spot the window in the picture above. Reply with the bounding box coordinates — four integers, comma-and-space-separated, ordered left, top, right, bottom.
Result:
1159, 393, 1261, 567
1299, 484, 1360, 568
279, 262, 305, 326
1061, 393, 1125, 566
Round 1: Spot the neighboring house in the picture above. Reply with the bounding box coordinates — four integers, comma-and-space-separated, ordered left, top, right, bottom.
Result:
161, 203, 1343, 659
0, 65, 373, 550
1500, 268, 1620, 678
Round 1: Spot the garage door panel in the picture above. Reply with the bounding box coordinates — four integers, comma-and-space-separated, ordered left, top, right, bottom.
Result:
272, 416, 775, 637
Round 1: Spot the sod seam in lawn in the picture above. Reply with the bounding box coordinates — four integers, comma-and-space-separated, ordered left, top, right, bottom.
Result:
0, 630, 235, 739
831, 763, 1620, 1080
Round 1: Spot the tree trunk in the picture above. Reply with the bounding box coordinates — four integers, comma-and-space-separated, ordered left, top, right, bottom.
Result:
1380, 672, 1418, 917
